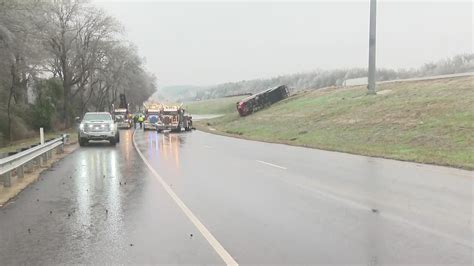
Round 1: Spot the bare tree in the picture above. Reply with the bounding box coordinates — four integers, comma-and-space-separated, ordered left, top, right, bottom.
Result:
0, 0, 48, 140
0, 0, 156, 142
83, 42, 156, 113
43, 0, 119, 126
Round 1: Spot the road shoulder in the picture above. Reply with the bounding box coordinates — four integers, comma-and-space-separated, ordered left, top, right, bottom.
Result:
0, 143, 78, 207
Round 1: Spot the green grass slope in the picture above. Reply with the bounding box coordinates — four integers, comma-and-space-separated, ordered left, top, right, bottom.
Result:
185, 96, 244, 115
196, 76, 474, 169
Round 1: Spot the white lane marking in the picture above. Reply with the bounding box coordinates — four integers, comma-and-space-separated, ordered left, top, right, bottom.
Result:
256, 160, 287, 170
132, 131, 238, 266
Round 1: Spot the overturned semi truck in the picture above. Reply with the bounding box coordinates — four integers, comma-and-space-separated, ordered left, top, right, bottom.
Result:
236, 85, 289, 116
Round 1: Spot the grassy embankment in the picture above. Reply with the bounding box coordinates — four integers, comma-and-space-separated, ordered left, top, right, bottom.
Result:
189, 76, 474, 170
0, 128, 77, 154
185, 96, 243, 115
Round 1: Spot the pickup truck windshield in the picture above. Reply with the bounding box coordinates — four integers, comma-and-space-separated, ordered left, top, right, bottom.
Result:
83, 113, 112, 121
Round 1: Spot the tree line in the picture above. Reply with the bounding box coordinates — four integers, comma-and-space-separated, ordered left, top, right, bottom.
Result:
0, 0, 156, 144
189, 53, 473, 101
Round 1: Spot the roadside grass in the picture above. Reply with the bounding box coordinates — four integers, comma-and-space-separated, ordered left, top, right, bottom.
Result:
185, 96, 244, 115
196, 76, 474, 170
0, 128, 77, 154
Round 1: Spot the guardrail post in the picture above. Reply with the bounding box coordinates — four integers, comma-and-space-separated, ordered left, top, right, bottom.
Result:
33, 157, 40, 170
1, 171, 11, 187
25, 161, 33, 173
17, 165, 24, 178
56, 144, 64, 154
41, 153, 47, 167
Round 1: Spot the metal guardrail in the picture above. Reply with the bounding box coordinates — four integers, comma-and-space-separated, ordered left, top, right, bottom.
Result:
0, 134, 69, 188
343, 72, 474, 87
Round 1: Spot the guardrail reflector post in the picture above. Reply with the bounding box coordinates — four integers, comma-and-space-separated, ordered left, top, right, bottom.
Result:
40, 128, 44, 145
17, 166, 24, 179
1, 172, 11, 187
63, 134, 70, 145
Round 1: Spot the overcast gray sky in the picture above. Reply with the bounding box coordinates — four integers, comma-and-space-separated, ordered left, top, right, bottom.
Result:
93, 1, 472, 87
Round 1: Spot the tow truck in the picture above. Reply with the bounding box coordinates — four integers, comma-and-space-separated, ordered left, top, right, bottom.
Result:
112, 94, 132, 128
155, 104, 192, 133
113, 108, 132, 129
143, 102, 162, 130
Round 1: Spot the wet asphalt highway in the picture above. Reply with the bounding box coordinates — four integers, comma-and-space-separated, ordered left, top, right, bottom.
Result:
0, 129, 472, 264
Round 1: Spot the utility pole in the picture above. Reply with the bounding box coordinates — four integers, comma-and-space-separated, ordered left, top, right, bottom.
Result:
367, 0, 377, 95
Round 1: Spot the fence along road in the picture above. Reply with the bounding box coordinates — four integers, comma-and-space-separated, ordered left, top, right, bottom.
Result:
0, 135, 68, 188
343, 71, 474, 87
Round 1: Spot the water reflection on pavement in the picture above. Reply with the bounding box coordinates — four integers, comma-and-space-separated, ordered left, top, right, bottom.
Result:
0, 129, 223, 264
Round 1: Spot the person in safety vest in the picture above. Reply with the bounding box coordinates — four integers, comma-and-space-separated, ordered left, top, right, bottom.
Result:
138, 115, 144, 129
133, 114, 138, 129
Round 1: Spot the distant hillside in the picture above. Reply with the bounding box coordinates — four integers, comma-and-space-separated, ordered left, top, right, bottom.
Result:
150, 85, 207, 102
196, 54, 474, 100
154, 53, 474, 102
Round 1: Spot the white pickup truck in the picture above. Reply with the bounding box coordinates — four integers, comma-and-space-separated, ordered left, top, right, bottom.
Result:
77, 112, 120, 146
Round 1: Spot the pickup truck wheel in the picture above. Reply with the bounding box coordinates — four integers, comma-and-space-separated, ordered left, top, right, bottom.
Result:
110, 138, 117, 146
79, 138, 87, 147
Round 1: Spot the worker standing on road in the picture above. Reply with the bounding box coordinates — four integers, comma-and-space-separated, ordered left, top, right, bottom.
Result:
133, 114, 138, 129
138, 115, 144, 129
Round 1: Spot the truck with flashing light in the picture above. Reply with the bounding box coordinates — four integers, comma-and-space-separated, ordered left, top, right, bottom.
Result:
113, 108, 132, 129
155, 104, 193, 133
143, 102, 162, 130
112, 94, 132, 129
